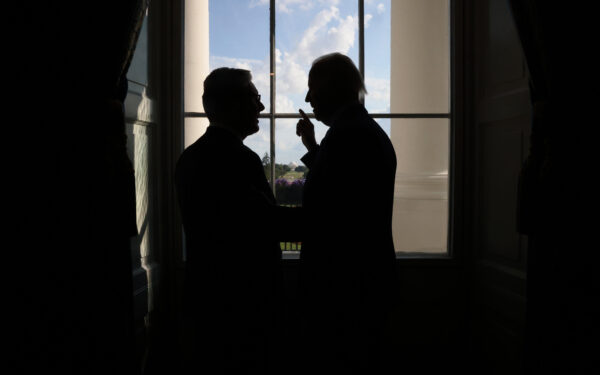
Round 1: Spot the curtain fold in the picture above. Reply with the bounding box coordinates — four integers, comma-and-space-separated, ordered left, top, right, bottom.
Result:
11, 2, 151, 373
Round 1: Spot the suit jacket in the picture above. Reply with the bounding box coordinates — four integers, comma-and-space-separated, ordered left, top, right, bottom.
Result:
174, 125, 284, 372
300, 102, 398, 312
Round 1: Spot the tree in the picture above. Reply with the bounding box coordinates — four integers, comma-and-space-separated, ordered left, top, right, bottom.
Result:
295, 165, 309, 178
261, 152, 270, 166
274, 164, 287, 179
262, 152, 271, 182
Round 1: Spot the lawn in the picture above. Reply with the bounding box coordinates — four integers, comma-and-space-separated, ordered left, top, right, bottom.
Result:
281, 171, 304, 181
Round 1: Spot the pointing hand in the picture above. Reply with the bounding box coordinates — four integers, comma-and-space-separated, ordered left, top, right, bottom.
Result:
296, 109, 318, 152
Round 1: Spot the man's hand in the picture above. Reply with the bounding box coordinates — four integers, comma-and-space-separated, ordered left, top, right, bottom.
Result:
296, 109, 318, 152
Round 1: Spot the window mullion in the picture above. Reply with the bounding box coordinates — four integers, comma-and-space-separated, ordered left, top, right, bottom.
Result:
358, 0, 365, 105
184, 113, 451, 119
270, 0, 276, 193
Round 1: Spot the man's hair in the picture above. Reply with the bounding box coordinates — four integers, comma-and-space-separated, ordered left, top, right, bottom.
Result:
310, 53, 367, 97
202, 67, 252, 122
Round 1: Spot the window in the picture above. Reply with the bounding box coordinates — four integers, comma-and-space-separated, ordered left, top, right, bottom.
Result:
184, 0, 452, 255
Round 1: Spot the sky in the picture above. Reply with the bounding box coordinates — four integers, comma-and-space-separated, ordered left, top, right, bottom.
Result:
206, 0, 391, 165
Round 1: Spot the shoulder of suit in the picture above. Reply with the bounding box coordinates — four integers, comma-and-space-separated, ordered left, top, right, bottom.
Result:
241, 144, 260, 159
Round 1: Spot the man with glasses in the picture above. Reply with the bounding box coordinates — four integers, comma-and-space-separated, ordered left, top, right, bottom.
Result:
175, 67, 292, 375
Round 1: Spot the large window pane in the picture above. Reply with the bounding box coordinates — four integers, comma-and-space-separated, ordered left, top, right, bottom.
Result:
364, 0, 391, 113
275, 0, 359, 114
390, 118, 449, 253
390, 0, 450, 113
185, 0, 270, 113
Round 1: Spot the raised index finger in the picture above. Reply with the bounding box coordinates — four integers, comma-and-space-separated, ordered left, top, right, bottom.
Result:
299, 109, 310, 122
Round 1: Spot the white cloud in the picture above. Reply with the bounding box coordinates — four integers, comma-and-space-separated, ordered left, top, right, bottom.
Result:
365, 14, 373, 28
318, 0, 339, 5
377, 3, 385, 14
274, 5, 359, 100
293, 6, 357, 67
276, 94, 296, 113
209, 55, 271, 102
294, 7, 339, 65
365, 76, 390, 102
326, 14, 357, 52
249, 0, 269, 8
365, 76, 390, 112
250, 0, 314, 13
210, 55, 261, 67
278, 58, 308, 94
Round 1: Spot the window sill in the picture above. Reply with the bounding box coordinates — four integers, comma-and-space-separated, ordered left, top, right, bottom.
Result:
282, 251, 300, 261
281, 251, 459, 267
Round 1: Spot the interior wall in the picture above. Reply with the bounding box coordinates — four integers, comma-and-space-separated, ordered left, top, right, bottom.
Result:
466, 0, 530, 373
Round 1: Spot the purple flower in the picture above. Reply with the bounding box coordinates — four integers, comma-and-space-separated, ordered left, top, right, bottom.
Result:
291, 179, 306, 186
275, 178, 290, 186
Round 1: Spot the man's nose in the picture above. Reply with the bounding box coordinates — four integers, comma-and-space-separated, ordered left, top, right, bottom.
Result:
305, 90, 310, 103
259, 100, 265, 112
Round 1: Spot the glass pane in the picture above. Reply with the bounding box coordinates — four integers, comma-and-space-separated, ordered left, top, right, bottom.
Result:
274, 118, 327, 184
275, 0, 359, 114
390, 118, 449, 254
184, 0, 270, 114
274, 118, 320, 253
272, 119, 306, 205
244, 118, 272, 181
376, 0, 449, 114
184, 117, 210, 149
364, 0, 390, 113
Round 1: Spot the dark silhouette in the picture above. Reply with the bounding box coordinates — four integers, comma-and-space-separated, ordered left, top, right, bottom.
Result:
295, 53, 398, 374
175, 68, 292, 374
8, 3, 145, 374
508, 2, 599, 373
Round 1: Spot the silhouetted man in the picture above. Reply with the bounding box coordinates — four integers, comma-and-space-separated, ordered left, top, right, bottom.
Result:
175, 68, 283, 374
296, 53, 398, 374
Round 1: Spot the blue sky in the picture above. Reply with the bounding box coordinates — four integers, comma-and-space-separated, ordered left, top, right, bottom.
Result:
207, 0, 391, 165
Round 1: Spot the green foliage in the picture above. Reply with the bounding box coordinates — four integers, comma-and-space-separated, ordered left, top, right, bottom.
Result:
261, 152, 270, 166
262, 153, 271, 182
261, 152, 294, 180
294, 165, 309, 177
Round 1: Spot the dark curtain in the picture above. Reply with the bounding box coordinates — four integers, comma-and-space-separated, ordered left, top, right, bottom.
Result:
509, 1, 598, 373
9, 1, 149, 373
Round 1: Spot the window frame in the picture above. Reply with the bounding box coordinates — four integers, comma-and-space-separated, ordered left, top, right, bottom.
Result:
182, 0, 464, 262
